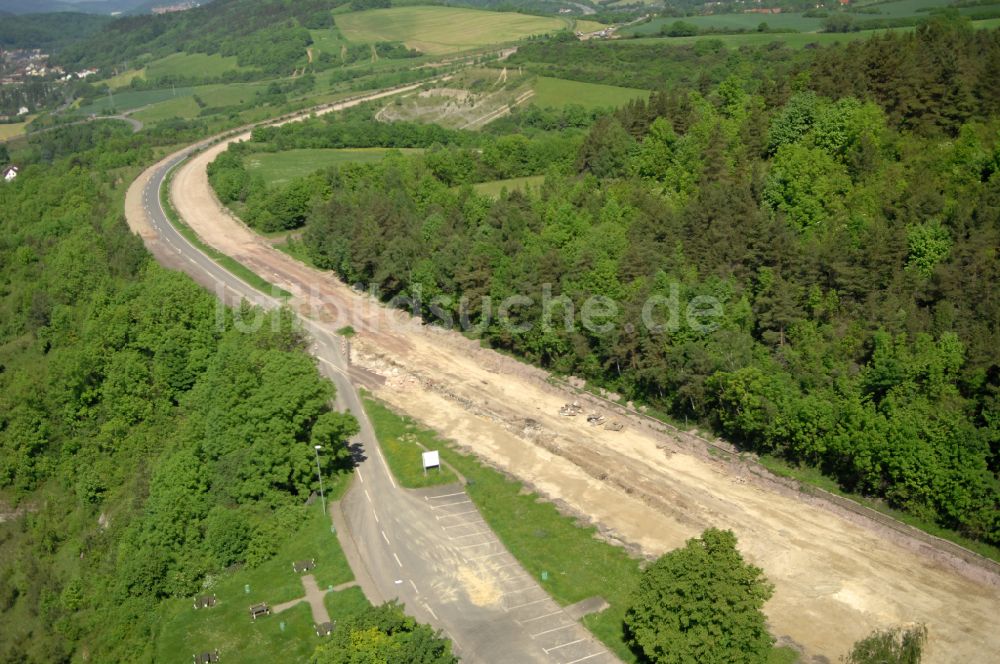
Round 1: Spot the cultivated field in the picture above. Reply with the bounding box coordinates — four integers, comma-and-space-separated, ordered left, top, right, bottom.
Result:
245, 147, 423, 186
336, 6, 568, 55
531, 76, 649, 109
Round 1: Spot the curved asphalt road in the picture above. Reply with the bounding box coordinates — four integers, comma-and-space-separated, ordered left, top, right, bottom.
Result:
131, 126, 618, 663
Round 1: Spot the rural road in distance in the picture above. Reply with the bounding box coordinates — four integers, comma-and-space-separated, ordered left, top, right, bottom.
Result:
126, 93, 619, 664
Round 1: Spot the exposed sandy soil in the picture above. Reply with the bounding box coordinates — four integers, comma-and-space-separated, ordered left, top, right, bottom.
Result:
137, 100, 1000, 663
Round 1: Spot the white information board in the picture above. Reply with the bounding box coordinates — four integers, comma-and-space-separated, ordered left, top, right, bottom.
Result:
422, 450, 440, 470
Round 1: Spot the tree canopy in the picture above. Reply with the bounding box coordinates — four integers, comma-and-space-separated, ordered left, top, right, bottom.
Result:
624, 529, 774, 663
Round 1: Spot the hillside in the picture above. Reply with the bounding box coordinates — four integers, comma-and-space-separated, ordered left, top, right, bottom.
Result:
0, 12, 112, 51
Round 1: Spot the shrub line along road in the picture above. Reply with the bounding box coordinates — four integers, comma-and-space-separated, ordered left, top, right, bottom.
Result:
124, 88, 617, 664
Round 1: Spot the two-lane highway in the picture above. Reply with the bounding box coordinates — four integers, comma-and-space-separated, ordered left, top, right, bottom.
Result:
126, 109, 618, 663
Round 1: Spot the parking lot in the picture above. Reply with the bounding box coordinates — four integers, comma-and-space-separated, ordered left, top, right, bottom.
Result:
425, 489, 617, 664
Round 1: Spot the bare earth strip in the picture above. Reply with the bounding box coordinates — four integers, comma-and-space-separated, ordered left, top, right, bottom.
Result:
132, 105, 1000, 662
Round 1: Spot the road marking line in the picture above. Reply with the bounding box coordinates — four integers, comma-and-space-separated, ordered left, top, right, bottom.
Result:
409, 579, 418, 593
447, 530, 492, 540
517, 610, 561, 624
532, 624, 575, 638
506, 598, 548, 610
436, 509, 478, 520
364, 489, 372, 503
424, 603, 438, 620
431, 500, 471, 509
393, 553, 402, 567
544, 639, 585, 654
372, 510, 379, 524
381, 530, 390, 545
356, 468, 364, 483
564, 652, 606, 664
468, 551, 506, 561
455, 540, 497, 551
428, 491, 465, 499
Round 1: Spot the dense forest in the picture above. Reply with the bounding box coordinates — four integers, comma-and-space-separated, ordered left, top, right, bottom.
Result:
212, 15, 1000, 546
0, 12, 111, 52
0, 113, 455, 660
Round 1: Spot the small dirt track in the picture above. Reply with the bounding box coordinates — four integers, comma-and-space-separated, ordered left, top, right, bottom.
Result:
147, 93, 1000, 662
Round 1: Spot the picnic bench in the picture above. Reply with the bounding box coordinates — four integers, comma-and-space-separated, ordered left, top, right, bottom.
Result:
315, 621, 335, 637
249, 603, 270, 620
193, 594, 216, 609
292, 558, 316, 573
192, 650, 219, 663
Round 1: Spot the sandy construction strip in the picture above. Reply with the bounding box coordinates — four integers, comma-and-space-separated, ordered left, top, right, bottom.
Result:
146, 103, 1000, 662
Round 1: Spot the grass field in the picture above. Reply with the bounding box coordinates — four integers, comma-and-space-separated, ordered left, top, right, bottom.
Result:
574, 19, 607, 33
630, 12, 825, 35
132, 96, 201, 123
127, 81, 274, 123
628, 0, 994, 37
336, 6, 567, 55
310, 28, 349, 59
627, 15, 998, 49
0, 122, 27, 141
105, 67, 146, 89
245, 148, 422, 186
531, 76, 649, 110
627, 28, 899, 49
471, 175, 546, 198
146, 52, 243, 79
154, 496, 364, 663
76, 87, 197, 115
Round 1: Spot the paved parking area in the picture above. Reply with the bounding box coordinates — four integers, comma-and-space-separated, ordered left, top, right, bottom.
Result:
424, 489, 617, 664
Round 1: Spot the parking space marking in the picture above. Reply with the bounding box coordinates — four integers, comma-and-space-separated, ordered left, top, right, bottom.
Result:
565, 653, 606, 664
436, 509, 479, 520
427, 491, 465, 500
531, 624, 575, 638
507, 597, 548, 610
545, 639, 586, 654
430, 499, 472, 509
517, 610, 562, 624
456, 540, 498, 550
442, 520, 481, 530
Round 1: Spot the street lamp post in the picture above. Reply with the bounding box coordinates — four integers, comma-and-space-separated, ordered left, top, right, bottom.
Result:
314, 445, 326, 515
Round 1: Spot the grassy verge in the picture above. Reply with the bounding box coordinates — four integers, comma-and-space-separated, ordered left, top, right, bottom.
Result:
759, 455, 1000, 564
154, 479, 361, 663
159, 165, 291, 299
361, 394, 459, 488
